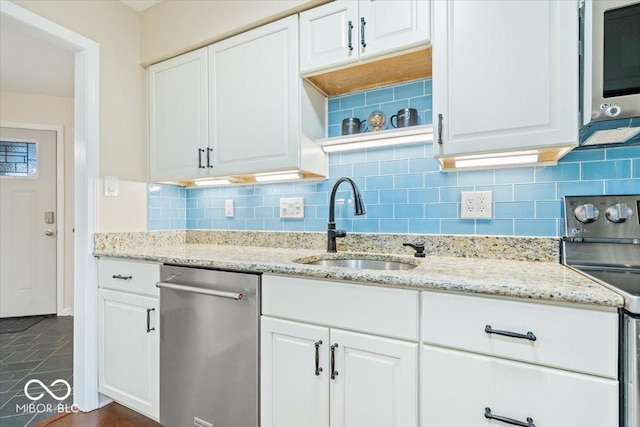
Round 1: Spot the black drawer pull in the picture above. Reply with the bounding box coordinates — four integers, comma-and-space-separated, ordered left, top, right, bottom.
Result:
314, 340, 323, 376
360, 17, 366, 48
112, 274, 132, 280
437, 113, 443, 144
146, 308, 155, 333
198, 148, 205, 168
485, 325, 536, 342
330, 343, 339, 380
347, 21, 354, 51
485, 407, 535, 427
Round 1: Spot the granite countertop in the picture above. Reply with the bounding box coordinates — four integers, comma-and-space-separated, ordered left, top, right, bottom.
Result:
94, 238, 624, 308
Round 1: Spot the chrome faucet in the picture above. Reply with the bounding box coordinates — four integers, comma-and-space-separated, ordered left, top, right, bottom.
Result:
327, 177, 366, 252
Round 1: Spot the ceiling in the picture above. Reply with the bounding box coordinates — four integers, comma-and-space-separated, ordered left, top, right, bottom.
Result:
120, 0, 163, 12
0, 13, 76, 98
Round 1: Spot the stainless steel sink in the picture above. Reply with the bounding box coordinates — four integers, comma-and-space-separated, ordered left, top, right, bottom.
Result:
301, 258, 417, 271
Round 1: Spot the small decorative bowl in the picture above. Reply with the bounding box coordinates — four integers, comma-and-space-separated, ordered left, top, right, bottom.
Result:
367, 110, 387, 131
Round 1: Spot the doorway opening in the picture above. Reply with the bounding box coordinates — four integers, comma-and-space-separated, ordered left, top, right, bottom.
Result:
0, 1, 101, 413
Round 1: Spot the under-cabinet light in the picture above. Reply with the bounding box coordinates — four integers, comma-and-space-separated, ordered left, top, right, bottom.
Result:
254, 171, 303, 182
454, 151, 539, 169
193, 178, 233, 186
321, 126, 434, 153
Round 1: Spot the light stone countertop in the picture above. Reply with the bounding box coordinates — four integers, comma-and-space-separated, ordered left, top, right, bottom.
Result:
94, 242, 624, 308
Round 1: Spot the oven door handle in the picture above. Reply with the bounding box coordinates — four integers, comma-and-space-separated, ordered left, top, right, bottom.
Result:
563, 236, 640, 244
156, 281, 243, 301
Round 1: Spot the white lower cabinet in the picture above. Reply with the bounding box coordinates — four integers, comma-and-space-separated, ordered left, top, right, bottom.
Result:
420, 291, 619, 427
422, 345, 618, 427
261, 274, 420, 427
261, 317, 418, 427
261, 317, 329, 427
330, 329, 418, 427
97, 259, 159, 420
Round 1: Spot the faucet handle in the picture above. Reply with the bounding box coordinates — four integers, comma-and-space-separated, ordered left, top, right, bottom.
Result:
403, 242, 426, 257
336, 229, 347, 238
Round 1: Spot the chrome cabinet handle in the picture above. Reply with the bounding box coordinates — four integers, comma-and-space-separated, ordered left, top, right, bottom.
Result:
360, 17, 366, 48
347, 21, 354, 51
485, 407, 535, 427
45, 230, 55, 237
146, 308, 155, 333
112, 274, 132, 280
437, 113, 443, 145
206, 147, 213, 168
198, 148, 205, 168
485, 325, 536, 342
315, 340, 323, 376
330, 343, 339, 380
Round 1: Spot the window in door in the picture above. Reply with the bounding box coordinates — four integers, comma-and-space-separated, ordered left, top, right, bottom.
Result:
0, 140, 38, 178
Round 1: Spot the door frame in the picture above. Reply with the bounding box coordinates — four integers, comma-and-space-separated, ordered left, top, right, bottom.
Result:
0, 1, 100, 412
0, 121, 67, 316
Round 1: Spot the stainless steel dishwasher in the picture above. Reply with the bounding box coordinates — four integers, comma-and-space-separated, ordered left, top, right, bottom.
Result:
157, 264, 260, 427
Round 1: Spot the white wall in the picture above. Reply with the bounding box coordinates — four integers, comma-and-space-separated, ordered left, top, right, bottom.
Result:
13, 0, 148, 232
0, 91, 74, 312
140, 0, 327, 65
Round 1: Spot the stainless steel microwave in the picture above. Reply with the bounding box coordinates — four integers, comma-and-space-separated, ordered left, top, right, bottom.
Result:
580, 0, 640, 146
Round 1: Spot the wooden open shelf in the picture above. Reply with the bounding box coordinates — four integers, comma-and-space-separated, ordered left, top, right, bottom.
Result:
304, 47, 432, 97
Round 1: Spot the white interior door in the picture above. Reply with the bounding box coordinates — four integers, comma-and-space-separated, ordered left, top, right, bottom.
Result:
0, 127, 57, 317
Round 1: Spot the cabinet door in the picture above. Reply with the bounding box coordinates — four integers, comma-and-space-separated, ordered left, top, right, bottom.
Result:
433, 0, 578, 158
149, 47, 208, 181
261, 317, 330, 427
209, 16, 300, 175
330, 329, 418, 427
359, 0, 431, 60
422, 345, 618, 427
300, 0, 359, 74
98, 289, 159, 420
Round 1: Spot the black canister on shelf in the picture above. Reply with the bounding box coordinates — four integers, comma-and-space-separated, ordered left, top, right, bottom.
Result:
342, 117, 367, 135
390, 108, 418, 128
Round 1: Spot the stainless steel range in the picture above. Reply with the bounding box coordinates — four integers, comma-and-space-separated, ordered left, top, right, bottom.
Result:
562, 194, 640, 427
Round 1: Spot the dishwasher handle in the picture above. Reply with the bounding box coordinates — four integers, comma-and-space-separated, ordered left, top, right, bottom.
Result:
156, 281, 243, 301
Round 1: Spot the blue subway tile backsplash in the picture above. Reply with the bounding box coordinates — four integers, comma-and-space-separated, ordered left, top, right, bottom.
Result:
148, 77, 640, 237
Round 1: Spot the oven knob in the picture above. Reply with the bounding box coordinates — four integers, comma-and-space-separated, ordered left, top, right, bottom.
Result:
574, 204, 600, 223
605, 203, 632, 223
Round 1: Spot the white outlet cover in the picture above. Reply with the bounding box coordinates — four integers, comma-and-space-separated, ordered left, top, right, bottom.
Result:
225, 199, 234, 217
461, 191, 492, 219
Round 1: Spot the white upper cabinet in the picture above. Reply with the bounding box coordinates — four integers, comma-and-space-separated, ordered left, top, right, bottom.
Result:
149, 48, 208, 181
300, 0, 431, 75
149, 17, 327, 183
209, 16, 321, 176
433, 0, 579, 166
359, 0, 430, 60
300, 1, 359, 73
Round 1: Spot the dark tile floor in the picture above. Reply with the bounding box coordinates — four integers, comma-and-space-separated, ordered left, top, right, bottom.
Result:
0, 316, 73, 427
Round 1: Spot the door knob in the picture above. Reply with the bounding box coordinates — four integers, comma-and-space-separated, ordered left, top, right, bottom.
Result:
45, 230, 56, 237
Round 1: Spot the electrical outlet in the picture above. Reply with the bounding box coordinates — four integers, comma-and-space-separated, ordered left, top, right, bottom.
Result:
280, 197, 304, 218
225, 199, 234, 217
461, 191, 492, 219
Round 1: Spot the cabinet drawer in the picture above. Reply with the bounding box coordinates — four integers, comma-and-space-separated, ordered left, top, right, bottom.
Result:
98, 259, 160, 297
422, 345, 618, 427
421, 292, 617, 378
262, 275, 419, 341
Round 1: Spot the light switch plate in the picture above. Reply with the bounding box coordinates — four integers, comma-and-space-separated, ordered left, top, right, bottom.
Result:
280, 197, 304, 218
104, 175, 118, 197
461, 191, 492, 219
225, 199, 234, 217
